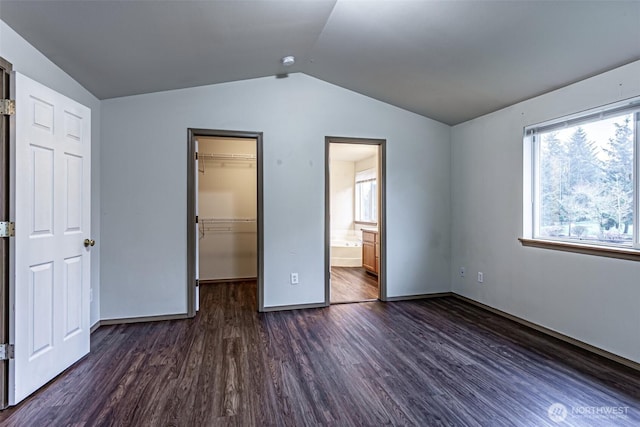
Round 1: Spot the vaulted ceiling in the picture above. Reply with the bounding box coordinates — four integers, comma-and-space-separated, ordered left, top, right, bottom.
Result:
1, 0, 639, 125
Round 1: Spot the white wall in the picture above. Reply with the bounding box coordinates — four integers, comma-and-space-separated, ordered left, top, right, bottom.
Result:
100, 73, 451, 317
330, 159, 355, 238
0, 20, 102, 326
198, 137, 257, 280
451, 60, 640, 363
355, 154, 377, 174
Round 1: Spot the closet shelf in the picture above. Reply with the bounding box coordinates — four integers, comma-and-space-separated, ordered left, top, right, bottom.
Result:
198, 153, 256, 173
198, 153, 256, 161
198, 218, 257, 238
199, 218, 256, 224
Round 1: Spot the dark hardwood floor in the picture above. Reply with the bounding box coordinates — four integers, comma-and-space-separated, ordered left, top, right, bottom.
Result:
330, 266, 379, 303
2, 281, 639, 426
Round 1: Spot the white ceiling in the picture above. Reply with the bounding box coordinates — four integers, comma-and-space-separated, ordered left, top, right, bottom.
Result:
1, 0, 639, 125
330, 143, 377, 162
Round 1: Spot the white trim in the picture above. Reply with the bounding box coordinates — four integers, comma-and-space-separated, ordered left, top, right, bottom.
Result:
525, 96, 640, 135
355, 168, 376, 182
524, 97, 640, 250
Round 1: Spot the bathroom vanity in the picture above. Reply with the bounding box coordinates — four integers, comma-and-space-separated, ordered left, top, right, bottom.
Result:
361, 229, 379, 275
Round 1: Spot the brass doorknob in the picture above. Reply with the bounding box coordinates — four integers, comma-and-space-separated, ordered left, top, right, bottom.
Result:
84, 239, 96, 247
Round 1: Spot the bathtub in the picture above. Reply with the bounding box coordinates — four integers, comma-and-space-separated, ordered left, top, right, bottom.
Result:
330, 237, 362, 267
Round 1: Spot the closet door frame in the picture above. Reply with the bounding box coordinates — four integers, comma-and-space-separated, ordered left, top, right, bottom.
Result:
0, 56, 12, 410
187, 129, 264, 314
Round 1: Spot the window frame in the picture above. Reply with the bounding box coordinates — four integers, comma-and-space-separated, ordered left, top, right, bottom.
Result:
521, 96, 640, 260
354, 168, 378, 225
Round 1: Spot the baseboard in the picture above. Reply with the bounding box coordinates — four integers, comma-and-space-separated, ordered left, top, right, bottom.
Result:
453, 293, 640, 372
261, 302, 328, 312
199, 277, 257, 284
385, 292, 453, 302
99, 313, 190, 326
89, 290, 638, 371
90, 321, 101, 334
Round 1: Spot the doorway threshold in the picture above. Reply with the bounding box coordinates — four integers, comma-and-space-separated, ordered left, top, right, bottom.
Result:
330, 299, 378, 305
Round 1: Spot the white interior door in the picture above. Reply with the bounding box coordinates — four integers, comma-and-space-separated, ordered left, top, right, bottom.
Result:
9, 73, 91, 405
195, 138, 199, 312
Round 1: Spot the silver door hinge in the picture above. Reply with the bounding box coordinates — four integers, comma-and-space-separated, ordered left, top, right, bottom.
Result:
0, 344, 14, 360
0, 99, 15, 116
0, 221, 15, 238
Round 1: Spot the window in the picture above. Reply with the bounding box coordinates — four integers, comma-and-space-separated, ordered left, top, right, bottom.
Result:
355, 168, 377, 223
525, 97, 640, 251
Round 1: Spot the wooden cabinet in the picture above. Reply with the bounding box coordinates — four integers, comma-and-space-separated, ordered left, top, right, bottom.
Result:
362, 229, 379, 275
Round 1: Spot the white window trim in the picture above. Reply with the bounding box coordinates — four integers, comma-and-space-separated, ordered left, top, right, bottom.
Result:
521, 96, 640, 260
355, 168, 376, 183
355, 168, 377, 224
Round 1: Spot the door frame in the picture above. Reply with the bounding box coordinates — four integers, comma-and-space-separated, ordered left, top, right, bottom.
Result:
187, 129, 264, 315
0, 56, 12, 410
325, 136, 387, 304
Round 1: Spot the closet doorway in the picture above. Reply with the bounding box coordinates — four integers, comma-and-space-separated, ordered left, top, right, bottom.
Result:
325, 137, 386, 304
187, 129, 264, 315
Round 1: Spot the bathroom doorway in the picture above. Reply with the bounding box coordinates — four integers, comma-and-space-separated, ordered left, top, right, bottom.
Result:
325, 137, 386, 304
187, 129, 264, 315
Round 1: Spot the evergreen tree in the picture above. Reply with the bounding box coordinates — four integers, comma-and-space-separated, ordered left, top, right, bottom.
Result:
562, 127, 602, 236
565, 127, 602, 189
602, 116, 634, 235
539, 132, 566, 228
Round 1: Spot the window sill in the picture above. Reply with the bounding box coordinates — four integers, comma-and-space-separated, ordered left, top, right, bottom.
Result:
355, 221, 378, 226
518, 238, 640, 262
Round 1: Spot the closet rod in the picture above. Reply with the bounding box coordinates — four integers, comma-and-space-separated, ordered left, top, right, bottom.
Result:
198, 153, 256, 161
199, 218, 256, 223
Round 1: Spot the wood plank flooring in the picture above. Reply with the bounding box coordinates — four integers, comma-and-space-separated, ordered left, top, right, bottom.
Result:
1, 281, 639, 426
330, 266, 379, 303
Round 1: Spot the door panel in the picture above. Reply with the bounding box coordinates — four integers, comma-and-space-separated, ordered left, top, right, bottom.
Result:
10, 73, 91, 405
63, 256, 83, 338
30, 262, 54, 357
31, 146, 54, 235
64, 154, 83, 232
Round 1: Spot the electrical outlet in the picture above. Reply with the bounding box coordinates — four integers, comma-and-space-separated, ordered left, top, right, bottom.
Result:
477, 272, 484, 283
460, 267, 465, 278
290, 272, 299, 285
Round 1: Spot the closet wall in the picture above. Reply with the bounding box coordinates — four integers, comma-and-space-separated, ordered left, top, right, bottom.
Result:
198, 137, 257, 281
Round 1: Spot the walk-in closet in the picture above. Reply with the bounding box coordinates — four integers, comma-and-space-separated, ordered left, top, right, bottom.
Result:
198, 137, 257, 282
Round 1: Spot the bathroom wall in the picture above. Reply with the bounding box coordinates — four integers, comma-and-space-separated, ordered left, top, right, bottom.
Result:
355, 153, 377, 175
330, 159, 355, 239
354, 152, 379, 235
198, 137, 257, 280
